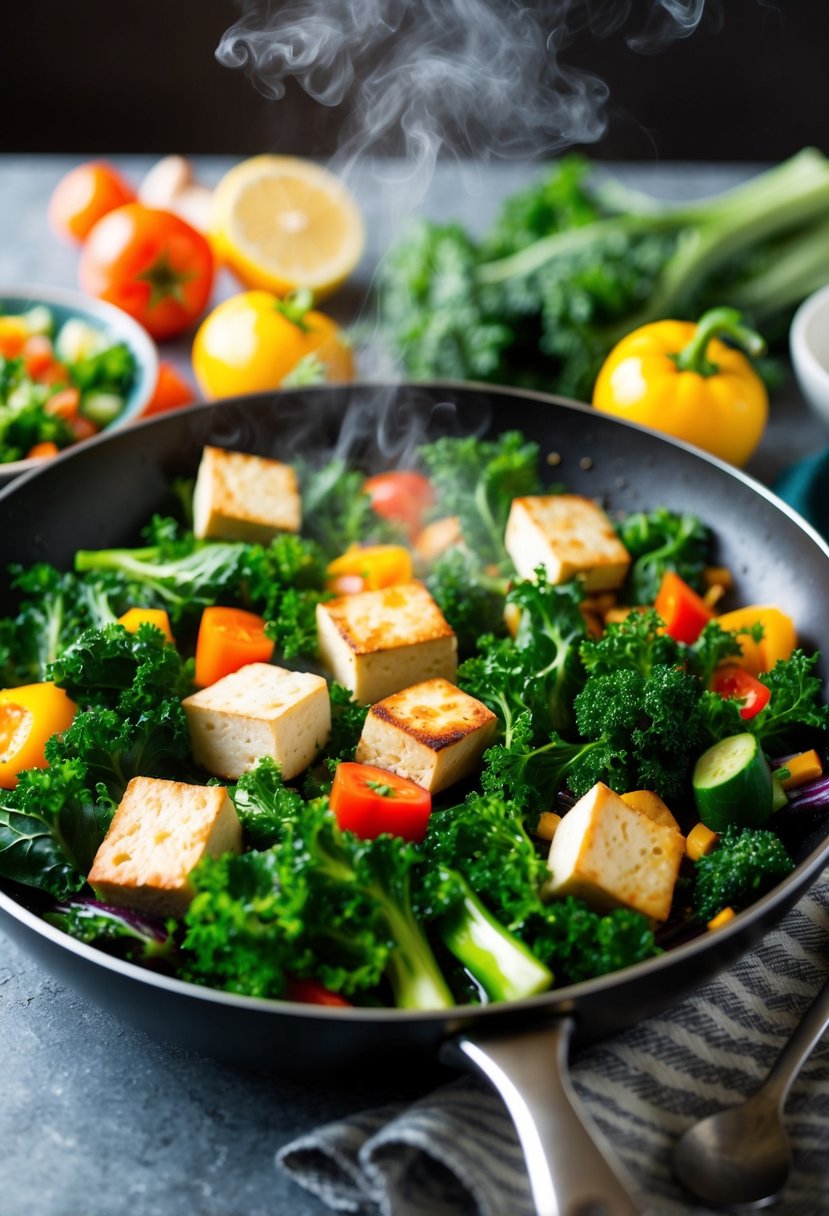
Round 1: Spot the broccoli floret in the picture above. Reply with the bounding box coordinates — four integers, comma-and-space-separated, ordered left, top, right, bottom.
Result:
693, 825, 795, 921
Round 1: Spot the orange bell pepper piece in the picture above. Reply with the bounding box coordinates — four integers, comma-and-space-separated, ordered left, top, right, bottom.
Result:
117, 607, 175, 643
0, 683, 78, 789
0, 316, 28, 359
326, 544, 414, 595
194, 606, 274, 687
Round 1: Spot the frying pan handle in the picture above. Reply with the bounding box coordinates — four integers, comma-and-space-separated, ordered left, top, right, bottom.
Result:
441, 1018, 642, 1216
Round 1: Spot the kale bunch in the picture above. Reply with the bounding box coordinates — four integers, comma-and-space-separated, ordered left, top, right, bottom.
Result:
693, 826, 795, 921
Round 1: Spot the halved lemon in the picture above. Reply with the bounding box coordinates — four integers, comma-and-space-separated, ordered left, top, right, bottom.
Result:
210, 155, 365, 301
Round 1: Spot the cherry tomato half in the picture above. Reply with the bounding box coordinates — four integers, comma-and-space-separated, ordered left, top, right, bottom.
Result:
79, 204, 214, 340
49, 161, 136, 244
363, 470, 435, 539
710, 664, 771, 720
330, 762, 432, 843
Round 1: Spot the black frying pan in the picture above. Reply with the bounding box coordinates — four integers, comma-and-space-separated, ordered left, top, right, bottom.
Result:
2, 383, 829, 1216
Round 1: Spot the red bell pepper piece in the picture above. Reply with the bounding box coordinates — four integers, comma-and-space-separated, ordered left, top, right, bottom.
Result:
285, 977, 352, 1007
329, 761, 432, 843
654, 570, 714, 644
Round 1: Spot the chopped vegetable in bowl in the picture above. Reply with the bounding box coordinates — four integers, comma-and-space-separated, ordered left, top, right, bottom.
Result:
0, 429, 826, 1010
0, 306, 136, 464
0, 286, 157, 482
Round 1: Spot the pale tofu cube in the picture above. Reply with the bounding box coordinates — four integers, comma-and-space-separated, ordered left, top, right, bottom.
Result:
545, 781, 684, 921
316, 582, 457, 705
182, 662, 330, 780
192, 445, 301, 542
88, 776, 242, 918
505, 494, 630, 592
355, 677, 497, 794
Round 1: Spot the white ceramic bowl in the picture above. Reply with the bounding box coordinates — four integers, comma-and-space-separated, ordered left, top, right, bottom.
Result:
790, 282, 829, 428
0, 284, 158, 484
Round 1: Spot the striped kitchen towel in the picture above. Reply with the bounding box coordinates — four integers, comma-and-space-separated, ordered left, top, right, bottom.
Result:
278, 869, 829, 1216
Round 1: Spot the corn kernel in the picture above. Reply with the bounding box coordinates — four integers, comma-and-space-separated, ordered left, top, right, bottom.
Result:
686, 821, 720, 861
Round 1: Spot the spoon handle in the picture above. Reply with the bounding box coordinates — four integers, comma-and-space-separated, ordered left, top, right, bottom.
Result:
763, 971, 829, 1107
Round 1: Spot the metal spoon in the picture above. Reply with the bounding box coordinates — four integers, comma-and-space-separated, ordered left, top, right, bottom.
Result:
672, 972, 829, 1208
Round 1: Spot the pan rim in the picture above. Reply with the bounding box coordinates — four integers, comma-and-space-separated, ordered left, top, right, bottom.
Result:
2, 378, 828, 1026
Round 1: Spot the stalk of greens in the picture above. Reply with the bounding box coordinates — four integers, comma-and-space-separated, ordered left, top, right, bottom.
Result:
380, 148, 829, 400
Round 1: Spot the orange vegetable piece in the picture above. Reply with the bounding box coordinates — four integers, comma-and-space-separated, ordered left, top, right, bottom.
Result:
0, 316, 28, 359
117, 607, 175, 643
22, 334, 56, 378
143, 361, 197, 417
0, 683, 78, 789
776, 749, 823, 791
25, 441, 59, 461
714, 605, 796, 675
194, 606, 274, 687
326, 545, 414, 595
46, 387, 81, 421
654, 570, 714, 644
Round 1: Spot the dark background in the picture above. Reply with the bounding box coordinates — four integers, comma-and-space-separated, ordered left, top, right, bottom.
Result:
1, 0, 826, 161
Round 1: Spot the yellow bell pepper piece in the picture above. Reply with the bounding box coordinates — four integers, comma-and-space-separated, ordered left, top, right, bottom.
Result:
326, 544, 414, 594
118, 607, 175, 643
707, 907, 736, 931
714, 605, 796, 675
685, 821, 720, 862
0, 683, 78, 789
592, 308, 768, 467
777, 749, 823, 791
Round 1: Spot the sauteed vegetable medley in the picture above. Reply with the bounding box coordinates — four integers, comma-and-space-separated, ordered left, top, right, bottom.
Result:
0, 431, 826, 1009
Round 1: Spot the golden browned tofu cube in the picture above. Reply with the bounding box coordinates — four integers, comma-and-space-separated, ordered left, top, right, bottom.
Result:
355, 677, 497, 794
545, 781, 684, 921
88, 776, 242, 918
505, 494, 630, 591
316, 582, 457, 705
192, 445, 301, 542
182, 662, 330, 780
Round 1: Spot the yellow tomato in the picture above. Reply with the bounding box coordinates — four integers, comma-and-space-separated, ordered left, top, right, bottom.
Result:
0, 683, 78, 789
191, 290, 354, 400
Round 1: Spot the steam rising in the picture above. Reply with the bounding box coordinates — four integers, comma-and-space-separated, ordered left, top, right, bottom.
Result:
217, 0, 713, 181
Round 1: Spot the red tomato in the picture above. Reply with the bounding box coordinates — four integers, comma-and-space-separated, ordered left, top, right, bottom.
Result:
363, 470, 434, 538
143, 361, 197, 417
653, 570, 713, 644
710, 664, 771, 720
285, 977, 352, 1007
194, 606, 274, 687
79, 204, 215, 340
49, 161, 136, 244
330, 762, 432, 842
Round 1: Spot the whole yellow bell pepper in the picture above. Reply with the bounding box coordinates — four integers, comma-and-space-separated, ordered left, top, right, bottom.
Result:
592, 308, 768, 466
0, 682, 77, 789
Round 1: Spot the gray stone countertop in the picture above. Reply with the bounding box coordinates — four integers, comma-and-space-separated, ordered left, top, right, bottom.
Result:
0, 155, 828, 1216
